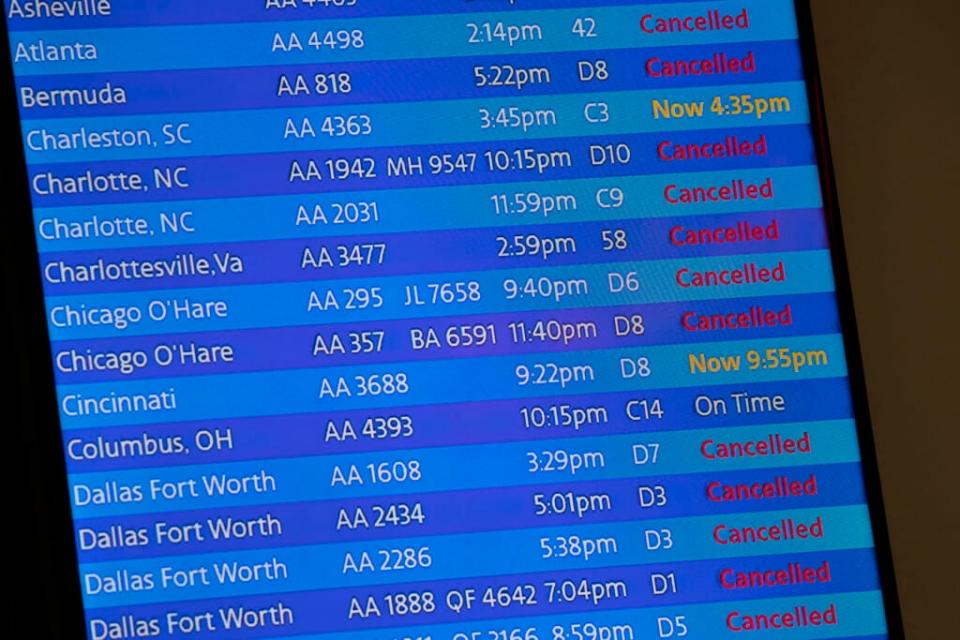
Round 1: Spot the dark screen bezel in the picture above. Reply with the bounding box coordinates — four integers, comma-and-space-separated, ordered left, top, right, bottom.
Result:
792, 1, 905, 636
0, 1, 905, 637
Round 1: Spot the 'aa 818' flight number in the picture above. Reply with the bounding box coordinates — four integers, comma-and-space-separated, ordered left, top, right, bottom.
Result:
277, 72, 352, 96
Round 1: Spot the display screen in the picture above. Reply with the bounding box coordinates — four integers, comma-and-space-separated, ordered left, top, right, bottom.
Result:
6, 1, 892, 638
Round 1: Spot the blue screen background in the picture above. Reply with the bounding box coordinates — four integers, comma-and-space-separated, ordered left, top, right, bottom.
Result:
6, 1, 891, 638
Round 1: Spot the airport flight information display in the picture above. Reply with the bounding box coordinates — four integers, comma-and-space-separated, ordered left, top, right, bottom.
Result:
6, 1, 892, 639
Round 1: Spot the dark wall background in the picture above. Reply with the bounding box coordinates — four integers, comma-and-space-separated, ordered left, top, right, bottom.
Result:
810, 0, 959, 636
